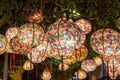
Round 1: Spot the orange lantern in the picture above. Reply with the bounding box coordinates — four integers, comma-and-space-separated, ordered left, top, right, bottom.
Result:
41, 67, 51, 80
58, 62, 69, 71
93, 56, 102, 66
75, 69, 87, 80
23, 60, 34, 71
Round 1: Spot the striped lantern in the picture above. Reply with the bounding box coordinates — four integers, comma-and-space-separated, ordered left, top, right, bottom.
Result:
90, 28, 120, 57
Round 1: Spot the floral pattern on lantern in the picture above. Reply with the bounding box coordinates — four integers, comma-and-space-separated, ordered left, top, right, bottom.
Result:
23, 60, 34, 71
10, 36, 29, 54
28, 10, 43, 23
19, 23, 44, 48
90, 28, 120, 57
5, 27, 20, 53
27, 35, 52, 63
41, 67, 51, 80
74, 69, 87, 80
75, 19, 92, 34
47, 19, 85, 50
58, 62, 69, 71
93, 56, 102, 66
74, 45, 88, 61
0, 34, 7, 54
81, 59, 97, 72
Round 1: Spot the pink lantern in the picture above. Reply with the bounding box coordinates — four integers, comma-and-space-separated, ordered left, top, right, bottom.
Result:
5, 27, 20, 53
47, 19, 85, 50
0, 34, 7, 54
81, 59, 97, 72
90, 28, 120, 56
19, 23, 44, 48
75, 19, 92, 34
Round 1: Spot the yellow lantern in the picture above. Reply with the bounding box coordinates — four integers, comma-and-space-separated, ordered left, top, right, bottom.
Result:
58, 62, 69, 71
75, 69, 87, 80
41, 67, 51, 80
23, 60, 34, 71
93, 56, 102, 66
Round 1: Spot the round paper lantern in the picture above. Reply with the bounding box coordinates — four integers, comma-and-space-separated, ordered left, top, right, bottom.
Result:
28, 10, 43, 23
93, 56, 102, 66
81, 59, 97, 72
74, 45, 88, 61
90, 28, 120, 57
75, 19, 92, 34
10, 36, 29, 54
5, 27, 20, 53
19, 23, 44, 48
58, 62, 69, 71
75, 69, 87, 80
0, 34, 7, 54
63, 57, 76, 65
47, 19, 85, 50
41, 67, 51, 80
23, 60, 34, 71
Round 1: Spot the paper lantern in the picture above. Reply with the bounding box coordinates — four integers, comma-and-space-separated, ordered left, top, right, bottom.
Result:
75, 69, 87, 80
90, 28, 120, 56
19, 23, 44, 48
63, 57, 76, 65
10, 36, 29, 54
74, 45, 88, 61
58, 62, 69, 71
5, 27, 20, 53
47, 19, 85, 50
41, 67, 51, 80
93, 56, 102, 66
75, 19, 92, 34
23, 60, 34, 71
28, 10, 43, 23
81, 59, 97, 72
0, 34, 7, 54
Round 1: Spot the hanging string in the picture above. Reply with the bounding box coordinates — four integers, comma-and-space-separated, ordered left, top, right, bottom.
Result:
36, 64, 38, 80
10, 54, 13, 70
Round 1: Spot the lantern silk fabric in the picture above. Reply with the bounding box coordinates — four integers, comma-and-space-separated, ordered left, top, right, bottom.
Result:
19, 23, 44, 48
81, 59, 96, 72
0, 34, 7, 54
47, 19, 85, 50
5, 27, 20, 53
90, 28, 120, 57
75, 19, 92, 34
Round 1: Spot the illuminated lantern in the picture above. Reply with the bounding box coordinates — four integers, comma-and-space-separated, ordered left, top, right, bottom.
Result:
41, 67, 51, 80
23, 60, 34, 71
10, 36, 29, 54
5, 27, 20, 53
75, 69, 87, 80
58, 62, 69, 71
28, 10, 43, 23
19, 23, 44, 48
75, 19, 92, 34
47, 19, 85, 50
93, 56, 102, 66
27, 35, 51, 63
63, 57, 76, 65
81, 59, 96, 72
0, 34, 7, 54
90, 28, 120, 57
74, 45, 88, 61
103, 56, 120, 79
